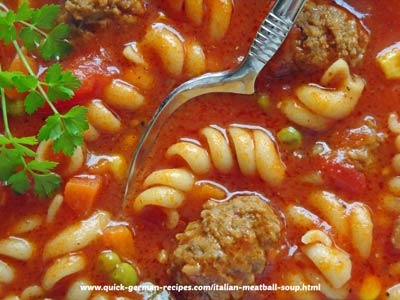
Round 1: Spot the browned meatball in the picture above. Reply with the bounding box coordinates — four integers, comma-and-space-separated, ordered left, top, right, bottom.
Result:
271, 1, 369, 75
170, 195, 281, 300
64, 0, 145, 24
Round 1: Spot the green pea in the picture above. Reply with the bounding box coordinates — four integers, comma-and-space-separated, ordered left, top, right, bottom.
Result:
256, 94, 270, 111
96, 250, 121, 274
111, 262, 138, 287
277, 126, 302, 149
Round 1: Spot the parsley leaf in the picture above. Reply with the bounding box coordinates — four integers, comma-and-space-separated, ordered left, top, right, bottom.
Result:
0, 71, 18, 88
27, 160, 58, 173
32, 172, 61, 196
0, 11, 16, 45
53, 131, 83, 156
0, 148, 22, 181
25, 91, 45, 114
15, 2, 33, 22
30, 4, 60, 30
63, 106, 89, 135
46, 63, 81, 101
19, 27, 41, 51
13, 74, 38, 92
8, 170, 30, 194
40, 23, 72, 60
13, 141, 37, 157
0, 3, 84, 197
39, 106, 88, 156
38, 114, 63, 141
12, 136, 38, 145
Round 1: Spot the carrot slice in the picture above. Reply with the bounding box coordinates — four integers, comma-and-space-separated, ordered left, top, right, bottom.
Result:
64, 175, 103, 216
103, 225, 135, 259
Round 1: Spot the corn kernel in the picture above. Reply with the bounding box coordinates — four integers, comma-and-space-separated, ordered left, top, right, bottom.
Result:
110, 155, 128, 181
377, 45, 400, 79
359, 274, 381, 300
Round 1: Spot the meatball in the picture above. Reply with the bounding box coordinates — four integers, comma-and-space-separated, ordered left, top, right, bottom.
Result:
170, 195, 281, 300
64, 0, 145, 24
271, 1, 369, 75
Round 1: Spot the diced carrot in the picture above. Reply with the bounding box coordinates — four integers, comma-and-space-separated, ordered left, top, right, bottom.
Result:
64, 175, 103, 216
103, 225, 135, 259
192, 183, 226, 200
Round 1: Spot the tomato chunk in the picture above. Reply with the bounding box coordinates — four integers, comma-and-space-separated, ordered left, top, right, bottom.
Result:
38, 53, 113, 114
316, 155, 367, 195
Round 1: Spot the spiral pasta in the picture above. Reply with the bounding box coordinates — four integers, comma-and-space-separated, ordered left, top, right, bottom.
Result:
42, 254, 86, 291
143, 168, 195, 192
43, 210, 110, 260
0, 259, 14, 284
301, 230, 352, 289
103, 79, 145, 111
134, 186, 186, 212
0, 237, 34, 261
387, 283, 400, 300
65, 278, 92, 300
123, 22, 206, 78
131, 125, 285, 227
278, 59, 365, 131
349, 203, 373, 259
133, 168, 195, 228
166, 0, 233, 41
304, 269, 349, 300
87, 100, 122, 134
168, 126, 286, 185
286, 190, 373, 264
166, 143, 211, 175
381, 114, 400, 209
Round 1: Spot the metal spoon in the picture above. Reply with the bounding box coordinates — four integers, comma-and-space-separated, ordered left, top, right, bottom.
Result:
124, 0, 306, 205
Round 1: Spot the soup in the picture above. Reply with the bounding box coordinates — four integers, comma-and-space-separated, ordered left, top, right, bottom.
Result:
0, 0, 399, 299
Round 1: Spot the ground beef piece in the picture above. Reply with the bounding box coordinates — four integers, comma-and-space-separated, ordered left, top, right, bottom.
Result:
170, 195, 281, 300
271, 1, 369, 75
64, 0, 145, 24
325, 117, 386, 171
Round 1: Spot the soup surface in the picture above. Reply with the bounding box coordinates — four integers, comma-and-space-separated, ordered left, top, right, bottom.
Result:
0, 0, 400, 299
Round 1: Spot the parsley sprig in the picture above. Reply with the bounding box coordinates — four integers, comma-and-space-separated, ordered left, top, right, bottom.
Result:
0, 3, 89, 196
0, 3, 71, 59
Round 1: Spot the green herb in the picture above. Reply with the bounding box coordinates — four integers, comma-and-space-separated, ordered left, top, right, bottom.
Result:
0, 3, 89, 196
0, 3, 71, 60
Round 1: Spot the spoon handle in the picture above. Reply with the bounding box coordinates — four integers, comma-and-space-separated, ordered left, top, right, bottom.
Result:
248, 0, 307, 69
